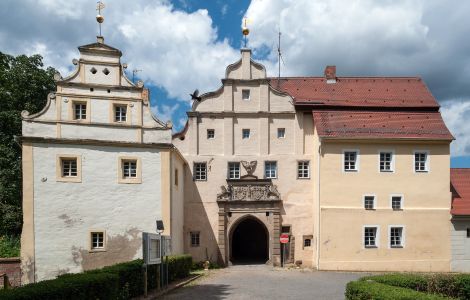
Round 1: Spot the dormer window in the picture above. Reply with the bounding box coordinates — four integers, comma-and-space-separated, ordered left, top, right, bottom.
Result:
114, 105, 127, 122
103, 68, 110, 75
90, 67, 97, 74
242, 89, 250, 101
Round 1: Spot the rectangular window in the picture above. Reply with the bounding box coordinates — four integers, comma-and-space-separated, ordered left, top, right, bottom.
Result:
344, 151, 358, 172
364, 196, 375, 210
190, 232, 200, 247
391, 196, 402, 210
277, 128, 286, 138
304, 238, 311, 247
467, 228, 470, 238
242, 129, 250, 139
114, 105, 127, 122
414, 151, 429, 172
228, 162, 240, 179
379, 152, 393, 172
118, 157, 141, 184
62, 158, 77, 177
91, 232, 104, 250
265, 161, 277, 179
122, 160, 137, 178
364, 227, 378, 248
207, 129, 215, 139
298, 161, 310, 179
242, 89, 250, 101
74, 103, 87, 120
174, 169, 178, 186
390, 227, 404, 248
194, 162, 207, 181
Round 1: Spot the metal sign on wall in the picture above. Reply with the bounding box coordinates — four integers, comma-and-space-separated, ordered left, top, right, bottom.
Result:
143, 232, 161, 265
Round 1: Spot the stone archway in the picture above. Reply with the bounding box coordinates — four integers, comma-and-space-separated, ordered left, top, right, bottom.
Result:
230, 216, 269, 264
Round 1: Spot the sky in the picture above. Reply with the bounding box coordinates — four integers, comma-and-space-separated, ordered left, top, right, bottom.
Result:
1, 0, 469, 167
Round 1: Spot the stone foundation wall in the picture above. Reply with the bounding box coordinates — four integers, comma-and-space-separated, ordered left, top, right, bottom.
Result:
0, 257, 21, 288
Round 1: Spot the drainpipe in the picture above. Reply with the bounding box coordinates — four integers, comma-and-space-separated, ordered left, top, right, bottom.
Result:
316, 142, 322, 270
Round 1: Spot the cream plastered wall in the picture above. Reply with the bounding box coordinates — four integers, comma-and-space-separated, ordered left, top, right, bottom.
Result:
170, 151, 186, 254
31, 143, 162, 281
317, 140, 451, 271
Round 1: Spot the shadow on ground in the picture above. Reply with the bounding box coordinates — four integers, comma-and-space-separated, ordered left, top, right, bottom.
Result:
163, 284, 232, 300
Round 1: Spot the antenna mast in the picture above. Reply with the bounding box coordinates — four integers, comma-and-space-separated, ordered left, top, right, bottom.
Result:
277, 29, 285, 87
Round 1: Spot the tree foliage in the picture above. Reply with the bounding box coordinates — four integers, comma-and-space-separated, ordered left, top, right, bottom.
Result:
0, 52, 56, 236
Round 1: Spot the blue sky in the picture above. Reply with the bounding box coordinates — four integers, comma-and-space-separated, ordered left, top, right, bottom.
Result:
0, 0, 469, 167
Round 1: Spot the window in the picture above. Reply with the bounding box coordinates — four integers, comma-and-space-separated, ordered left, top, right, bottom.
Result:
118, 157, 141, 184
390, 227, 404, 248
379, 151, 393, 172
242, 129, 250, 139
467, 228, 470, 238
114, 105, 127, 122
391, 196, 402, 210
74, 103, 87, 120
298, 161, 310, 179
282, 226, 291, 234
194, 162, 207, 181
344, 150, 359, 172
242, 89, 250, 101
364, 195, 375, 210
304, 238, 311, 248
207, 129, 215, 139
364, 226, 378, 248
91, 232, 104, 250
122, 160, 137, 178
265, 161, 277, 179
277, 128, 286, 138
414, 151, 429, 172
57, 155, 81, 182
190, 232, 200, 247
228, 162, 240, 179
174, 169, 178, 186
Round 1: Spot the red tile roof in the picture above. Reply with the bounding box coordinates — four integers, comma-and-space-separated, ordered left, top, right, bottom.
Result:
270, 77, 440, 108
312, 110, 454, 140
451, 169, 470, 216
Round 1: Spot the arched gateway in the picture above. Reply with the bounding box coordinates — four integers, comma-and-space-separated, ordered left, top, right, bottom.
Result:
217, 174, 282, 266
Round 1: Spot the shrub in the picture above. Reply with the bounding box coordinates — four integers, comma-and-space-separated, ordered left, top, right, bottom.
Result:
0, 235, 20, 257
345, 280, 448, 300
360, 273, 429, 291
0, 272, 118, 300
167, 254, 192, 281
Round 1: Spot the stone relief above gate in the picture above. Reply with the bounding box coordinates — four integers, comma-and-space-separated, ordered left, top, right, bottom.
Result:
217, 183, 280, 201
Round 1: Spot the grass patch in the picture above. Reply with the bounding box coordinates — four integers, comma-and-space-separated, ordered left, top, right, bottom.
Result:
0, 235, 20, 258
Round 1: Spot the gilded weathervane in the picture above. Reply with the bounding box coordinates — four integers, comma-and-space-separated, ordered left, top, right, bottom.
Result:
96, 1, 105, 36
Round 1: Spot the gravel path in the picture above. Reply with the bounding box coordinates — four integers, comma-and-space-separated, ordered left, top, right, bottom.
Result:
163, 264, 364, 300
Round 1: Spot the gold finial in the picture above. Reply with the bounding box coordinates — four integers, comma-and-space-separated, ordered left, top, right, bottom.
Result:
96, 1, 105, 37
242, 17, 250, 48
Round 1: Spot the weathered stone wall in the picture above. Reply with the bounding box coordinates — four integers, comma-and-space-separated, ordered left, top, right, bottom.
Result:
0, 258, 21, 287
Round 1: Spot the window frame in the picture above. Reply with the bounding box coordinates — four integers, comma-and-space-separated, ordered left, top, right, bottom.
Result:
193, 162, 207, 181
207, 129, 215, 139
297, 161, 310, 179
110, 101, 131, 124
389, 225, 405, 248
242, 89, 251, 101
413, 150, 430, 173
242, 128, 250, 139
190, 231, 200, 247
56, 154, 82, 183
264, 161, 278, 179
390, 194, 404, 210
89, 230, 106, 252
277, 128, 286, 139
363, 194, 376, 210
68, 99, 90, 122
118, 156, 142, 184
363, 225, 380, 248
228, 162, 241, 180
343, 149, 360, 172
378, 150, 395, 173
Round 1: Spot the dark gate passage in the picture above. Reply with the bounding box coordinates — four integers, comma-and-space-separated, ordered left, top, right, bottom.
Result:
231, 218, 268, 264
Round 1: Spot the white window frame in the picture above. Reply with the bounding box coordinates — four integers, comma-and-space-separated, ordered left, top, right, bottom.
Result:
73, 102, 87, 120
114, 104, 127, 122
363, 225, 380, 248
390, 194, 404, 210
277, 128, 286, 139
297, 161, 310, 179
90, 230, 106, 251
343, 149, 360, 172
413, 150, 430, 173
193, 162, 207, 181
228, 162, 241, 179
378, 150, 395, 173
363, 194, 376, 210
242, 89, 250, 101
207, 129, 215, 139
265, 161, 278, 179
190, 231, 200, 247
389, 225, 405, 248
242, 129, 250, 139
122, 160, 137, 179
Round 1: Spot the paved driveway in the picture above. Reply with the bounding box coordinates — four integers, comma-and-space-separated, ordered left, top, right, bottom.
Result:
163, 265, 364, 300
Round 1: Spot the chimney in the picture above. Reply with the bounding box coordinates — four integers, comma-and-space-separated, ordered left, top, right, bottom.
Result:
324, 65, 336, 84
97, 36, 104, 44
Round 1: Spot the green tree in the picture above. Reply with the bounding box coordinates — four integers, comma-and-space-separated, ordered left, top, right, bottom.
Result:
0, 52, 56, 236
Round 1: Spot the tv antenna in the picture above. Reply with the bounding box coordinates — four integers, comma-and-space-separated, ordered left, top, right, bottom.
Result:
96, 1, 105, 36
132, 69, 142, 83
277, 29, 285, 87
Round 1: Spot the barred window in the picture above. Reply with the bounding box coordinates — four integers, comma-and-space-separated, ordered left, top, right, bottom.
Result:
194, 162, 207, 181
414, 152, 428, 172
207, 129, 215, 139
228, 162, 240, 179
74, 103, 87, 120
265, 161, 277, 179
391, 196, 402, 210
114, 105, 127, 122
390, 227, 403, 248
364, 196, 375, 210
344, 151, 358, 171
298, 161, 310, 179
62, 158, 77, 177
364, 227, 377, 248
91, 232, 104, 249
380, 152, 393, 172
304, 238, 311, 247
190, 232, 200, 247
122, 160, 137, 178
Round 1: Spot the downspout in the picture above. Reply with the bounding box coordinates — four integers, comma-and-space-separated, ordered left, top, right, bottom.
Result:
316, 141, 322, 270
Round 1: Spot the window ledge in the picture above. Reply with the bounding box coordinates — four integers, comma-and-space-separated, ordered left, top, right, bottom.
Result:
365, 246, 378, 249
89, 249, 106, 253
391, 245, 403, 248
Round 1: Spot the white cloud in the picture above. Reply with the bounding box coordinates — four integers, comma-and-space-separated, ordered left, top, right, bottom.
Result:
153, 103, 180, 124
441, 101, 470, 156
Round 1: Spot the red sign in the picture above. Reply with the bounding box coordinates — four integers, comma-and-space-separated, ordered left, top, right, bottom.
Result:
280, 234, 289, 244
